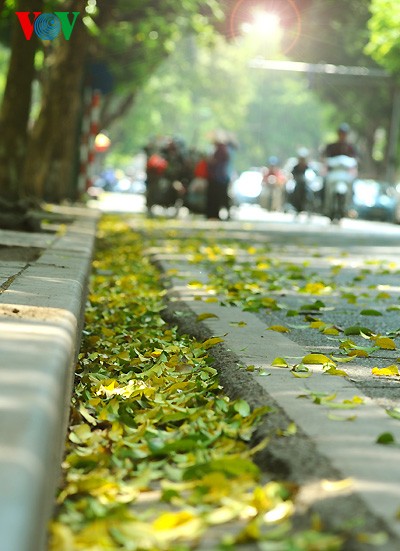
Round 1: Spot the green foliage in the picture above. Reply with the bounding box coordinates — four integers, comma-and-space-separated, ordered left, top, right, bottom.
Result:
108, 33, 328, 170
365, 0, 400, 76
94, 0, 221, 95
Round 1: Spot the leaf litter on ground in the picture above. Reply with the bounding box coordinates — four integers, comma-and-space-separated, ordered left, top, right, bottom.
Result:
49, 217, 346, 550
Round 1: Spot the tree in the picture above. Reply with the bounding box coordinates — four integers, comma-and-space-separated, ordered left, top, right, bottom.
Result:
284, 0, 393, 175
107, 33, 327, 170
0, 0, 43, 206
365, 0, 400, 76
0, 0, 225, 215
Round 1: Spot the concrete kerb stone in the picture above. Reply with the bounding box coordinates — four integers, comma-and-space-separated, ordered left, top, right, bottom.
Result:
0, 209, 99, 551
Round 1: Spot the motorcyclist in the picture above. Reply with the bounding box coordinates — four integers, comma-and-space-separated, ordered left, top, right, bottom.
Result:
322, 123, 358, 217
260, 156, 286, 211
290, 148, 313, 215
324, 122, 358, 159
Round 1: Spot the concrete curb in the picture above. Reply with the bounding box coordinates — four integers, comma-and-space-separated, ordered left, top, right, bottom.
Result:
0, 209, 99, 551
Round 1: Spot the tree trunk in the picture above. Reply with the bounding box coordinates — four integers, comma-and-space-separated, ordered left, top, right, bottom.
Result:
0, 0, 42, 202
22, 0, 88, 202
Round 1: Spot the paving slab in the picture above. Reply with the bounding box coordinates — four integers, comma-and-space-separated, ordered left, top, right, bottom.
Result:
0, 209, 98, 551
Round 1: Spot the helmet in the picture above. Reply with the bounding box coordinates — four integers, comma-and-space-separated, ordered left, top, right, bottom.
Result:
268, 155, 279, 166
338, 122, 350, 133
297, 147, 309, 159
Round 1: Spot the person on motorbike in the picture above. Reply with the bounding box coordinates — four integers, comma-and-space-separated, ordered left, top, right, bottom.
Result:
206, 140, 233, 220
324, 122, 358, 158
290, 148, 313, 216
260, 156, 286, 211
322, 123, 358, 218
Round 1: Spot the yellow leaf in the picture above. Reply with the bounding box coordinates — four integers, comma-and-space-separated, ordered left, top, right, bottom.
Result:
196, 312, 219, 321
322, 326, 340, 335
321, 478, 353, 491
324, 366, 348, 377
188, 280, 204, 288
202, 336, 224, 349
49, 522, 75, 551
267, 325, 290, 333
79, 404, 97, 425
376, 291, 391, 300
153, 511, 196, 531
374, 336, 396, 350
348, 349, 369, 358
302, 353, 335, 365
69, 423, 92, 443
301, 281, 332, 295
118, 350, 130, 361
310, 320, 325, 329
263, 501, 294, 523
344, 395, 364, 405
372, 365, 399, 377
271, 357, 289, 367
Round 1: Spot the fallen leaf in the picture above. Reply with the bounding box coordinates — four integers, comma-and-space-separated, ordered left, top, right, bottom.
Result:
271, 357, 289, 368
302, 353, 335, 365
373, 336, 396, 350
360, 309, 382, 316
267, 325, 290, 333
196, 312, 219, 321
372, 365, 399, 377
376, 432, 395, 445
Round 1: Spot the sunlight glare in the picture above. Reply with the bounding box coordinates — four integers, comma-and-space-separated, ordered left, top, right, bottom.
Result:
252, 10, 281, 34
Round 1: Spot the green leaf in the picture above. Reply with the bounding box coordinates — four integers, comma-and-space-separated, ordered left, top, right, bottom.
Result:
299, 300, 326, 312
183, 457, 260, 480
376, 432, 395, 445
360, 309, 382, 316
344, 326, 374, 336
291, 364, 312, 378
233, 399, 251, 417
327, 413, 357, 421
385, 408, 400, 420
286, 309, 299, 317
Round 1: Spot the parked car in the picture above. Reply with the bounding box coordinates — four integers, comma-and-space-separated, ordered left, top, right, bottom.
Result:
229, 168, 263, 206
350, 179, 400, 223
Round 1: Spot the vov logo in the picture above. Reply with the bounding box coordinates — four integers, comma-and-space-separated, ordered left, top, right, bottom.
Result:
16, 12, 80, 40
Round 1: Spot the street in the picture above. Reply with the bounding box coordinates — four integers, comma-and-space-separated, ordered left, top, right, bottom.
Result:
90, 189, 400, 236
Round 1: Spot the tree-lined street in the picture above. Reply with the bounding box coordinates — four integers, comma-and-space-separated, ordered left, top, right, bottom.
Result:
2, 1, 400, 549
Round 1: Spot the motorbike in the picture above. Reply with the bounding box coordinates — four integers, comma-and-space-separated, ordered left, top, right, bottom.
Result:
146, 175, 185, 217
287, 167, 321, 215
183, 176, 207, 214
324, 155, 358, 222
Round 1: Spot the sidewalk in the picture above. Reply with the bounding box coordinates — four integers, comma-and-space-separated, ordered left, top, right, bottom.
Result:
135, 215, 400, 549
0, 206, 99, 551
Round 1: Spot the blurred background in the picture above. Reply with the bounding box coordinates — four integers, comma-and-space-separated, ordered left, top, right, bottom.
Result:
0, 0, 399, 223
